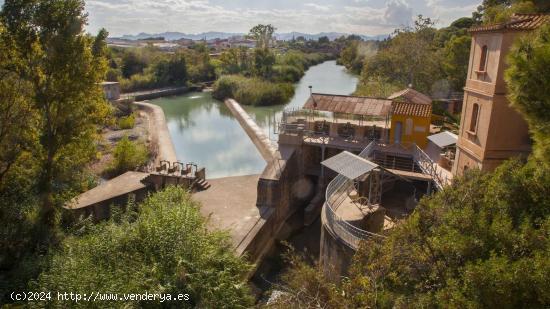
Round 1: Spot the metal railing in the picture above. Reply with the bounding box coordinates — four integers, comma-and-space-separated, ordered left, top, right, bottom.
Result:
412, 146, 452, 190
321, 140, 452, 250
322, 173, 386, 250
321, 141, 386, 250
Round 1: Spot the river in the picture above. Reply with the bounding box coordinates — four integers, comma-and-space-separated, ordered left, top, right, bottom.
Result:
151, 60, 358, 178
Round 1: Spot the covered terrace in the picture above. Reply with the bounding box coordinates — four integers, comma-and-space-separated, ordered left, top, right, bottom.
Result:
279, 93, 392, 149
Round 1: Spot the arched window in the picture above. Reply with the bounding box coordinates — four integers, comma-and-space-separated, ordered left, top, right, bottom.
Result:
479, 45, 488, 72
469, 103, 480, 133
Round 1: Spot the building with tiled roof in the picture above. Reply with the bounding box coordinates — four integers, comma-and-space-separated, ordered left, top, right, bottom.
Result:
303, 94, 392, 117
392, 101, 432, 118
388, 87, 432, 105
298, 88, 434, 148
389, 97, 432, 148
453, 13, 549, 176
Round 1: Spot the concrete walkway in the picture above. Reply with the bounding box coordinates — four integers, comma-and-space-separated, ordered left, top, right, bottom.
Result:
66, 171, 150, 209
134, 101, 178, 164
193, 174, 262, 249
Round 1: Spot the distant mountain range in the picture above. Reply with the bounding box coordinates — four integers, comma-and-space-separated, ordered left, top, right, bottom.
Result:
117, 31, 389, 41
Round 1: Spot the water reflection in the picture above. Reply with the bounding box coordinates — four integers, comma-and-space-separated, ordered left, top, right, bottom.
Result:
151, 60, 358, 179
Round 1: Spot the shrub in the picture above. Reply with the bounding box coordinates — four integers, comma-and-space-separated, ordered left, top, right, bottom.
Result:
272, 65, 304, 83
119, 73, 157, 92
34, 187, 253, 308
212, 75, 294, 106
117, 113, 135, 129
108, 135, 148, 176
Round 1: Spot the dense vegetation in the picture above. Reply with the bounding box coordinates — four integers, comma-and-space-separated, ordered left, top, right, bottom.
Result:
212, 24, 333, 106
0, 1, 251, 306
35, 187, 253, 308
106, 45, 215, 92
269, 7, 550, 309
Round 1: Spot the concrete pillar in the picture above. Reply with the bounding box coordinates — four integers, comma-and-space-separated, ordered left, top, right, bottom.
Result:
355, 126, 366, 140
329, 123, 339, 137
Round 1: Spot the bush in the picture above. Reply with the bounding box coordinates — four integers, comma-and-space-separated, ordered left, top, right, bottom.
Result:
34, 187, 253, 308
108, 135, 148, 176
119, 73, 157, 92
212, 75, 294, 106
272, 65, 304, 83
117, 113, 135, 129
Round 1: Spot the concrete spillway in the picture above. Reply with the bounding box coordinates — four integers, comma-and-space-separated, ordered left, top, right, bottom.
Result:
224, 99, 277, 162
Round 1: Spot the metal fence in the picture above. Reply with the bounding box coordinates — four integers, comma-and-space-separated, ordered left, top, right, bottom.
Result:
321, 140, 452, 250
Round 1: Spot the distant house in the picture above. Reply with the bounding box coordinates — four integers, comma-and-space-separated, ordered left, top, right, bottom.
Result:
229, 39, 256, 49
101, 82, 120, 101
433, 92, 464, 114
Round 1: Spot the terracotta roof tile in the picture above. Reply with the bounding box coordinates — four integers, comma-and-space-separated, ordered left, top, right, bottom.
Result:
388, 88, 432, 105
304, 93, 392, 117
392, 101, 432, 118
469, 13, 550, 33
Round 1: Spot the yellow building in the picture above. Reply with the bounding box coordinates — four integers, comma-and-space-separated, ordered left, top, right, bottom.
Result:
388, 88, 433, 148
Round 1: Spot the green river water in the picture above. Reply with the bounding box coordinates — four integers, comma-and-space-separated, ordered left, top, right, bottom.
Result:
151, 60, 358, 178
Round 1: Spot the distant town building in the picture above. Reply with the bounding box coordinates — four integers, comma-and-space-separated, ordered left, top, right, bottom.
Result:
453, 14, 550, 176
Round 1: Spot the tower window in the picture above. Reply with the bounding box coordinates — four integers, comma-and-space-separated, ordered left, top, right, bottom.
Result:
479, 45, 488, 72
469, 103, 480, 133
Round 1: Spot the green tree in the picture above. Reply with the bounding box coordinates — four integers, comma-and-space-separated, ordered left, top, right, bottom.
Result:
505, 24, 550, 163
473, 0, 548, 24
121, 50, 147, 78
360, 15, 443, 94
345, 160, 550, 308
249, 24, 276, 49
153, 53, 187, 86
0, 23, 38, 186
1, 0, 111, 225
252, 47, 276, 79
442, 34, 472, 91
219, 47, 250, 75
35, 187, 254, 308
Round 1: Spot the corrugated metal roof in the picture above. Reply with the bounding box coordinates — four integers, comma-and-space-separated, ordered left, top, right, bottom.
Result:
304, 93, 392, 116
428, 131, 458, 148
469, 13, 550, 33
322, 151, 379, 180
388, 88, 432, 105
392, 101, 432, 118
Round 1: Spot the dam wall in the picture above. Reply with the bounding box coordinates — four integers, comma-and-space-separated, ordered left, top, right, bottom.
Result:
224, 99, 277, 162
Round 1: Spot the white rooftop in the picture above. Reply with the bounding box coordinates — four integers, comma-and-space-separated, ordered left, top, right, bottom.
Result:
322, 151, 379, 180
428, 131, 458, 148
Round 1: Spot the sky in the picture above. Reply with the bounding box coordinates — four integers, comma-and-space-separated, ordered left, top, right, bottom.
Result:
0, 0, 482, 37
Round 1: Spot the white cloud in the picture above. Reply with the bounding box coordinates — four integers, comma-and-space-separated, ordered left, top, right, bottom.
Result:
304, 3, 331, 12
83, 0, 480, 37
384, 0, 413, 27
